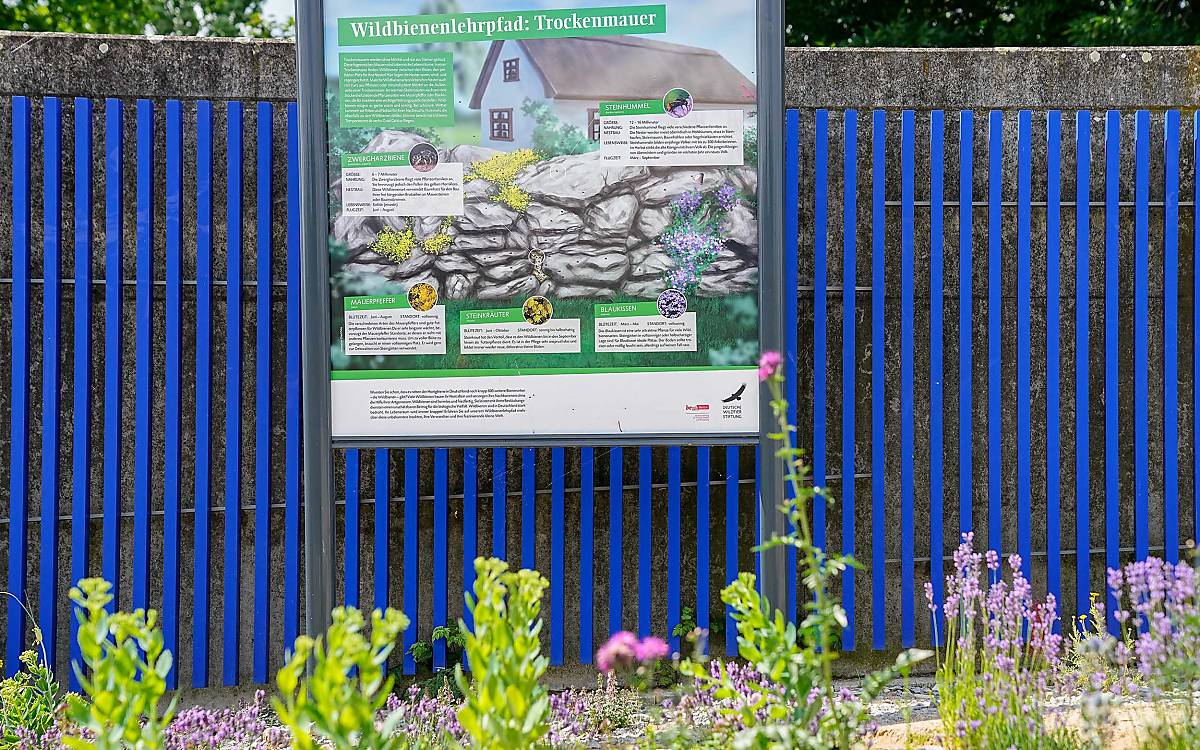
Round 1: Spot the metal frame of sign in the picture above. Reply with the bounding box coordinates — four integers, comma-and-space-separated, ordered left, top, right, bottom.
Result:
294, 0, 787, 630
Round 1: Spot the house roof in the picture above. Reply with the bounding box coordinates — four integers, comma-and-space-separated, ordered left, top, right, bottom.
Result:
468, 35, 757, 110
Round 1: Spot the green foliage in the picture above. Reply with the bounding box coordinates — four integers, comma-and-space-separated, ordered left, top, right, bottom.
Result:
520, 99, 598, 158
0, 0, 285, 37
66, 578, 176, 750
407, 622, 469, 695
274, 606, 410, 750
786, 0, 1200, 47
0, 627, 59, 749
454, 558, 551, 750
679, 361, 930, 749
671, 605, 723, 640
743, 125, 759, 169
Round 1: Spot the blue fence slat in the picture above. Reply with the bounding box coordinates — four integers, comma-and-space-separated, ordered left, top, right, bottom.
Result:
434, 448, 449, 669
39, 96, 63, 667
162, 99, 183, 689
376, 449, 391, 610
929, 109, 945, 645
608, 446, 623, 635
522, 447, 535, 570
6, 95, 30, 673
959, 111, 974, 536
900, 109, 915, 648
493, 448, 507, 560
1133, 110, 1150, 561
579, 447, 594, 663
551, 447, 565, 665
1016, 110, 1032, 582
132, 99, 154, 613
695, 446, 710, 646
841, 109, 858, 650
223, 100, 244, 687
1194, 111, 1200, 549
403, 448, 418, 674
725, 445, 738, 656
69, 96, 94, 689
345, 450, 361, 609
1075, 111, 1091, 623
638, 446, 652, 637
754, 446, 761, 586
1046, 110, 1062, 617
784, 108, 800, 621
988, 110, 1003, 564
102, 98, 123, 613
667, 446, 681, 651
284, 102, 302, 651
461, 448, 476, 651
1104, 110, 1120, 634
193, 99, 213, 687
253, 100, 274, 683
871, 109, 886, 649
1164, 109, 1180, 564
813, 109, 828, 555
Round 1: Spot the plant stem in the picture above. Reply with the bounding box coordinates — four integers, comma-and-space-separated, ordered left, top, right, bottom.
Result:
768, 376, 846, 747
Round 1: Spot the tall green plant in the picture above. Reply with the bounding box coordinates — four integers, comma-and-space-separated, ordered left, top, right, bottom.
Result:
65, 578, 176, 750
274, 606, 410, 750
454, 558, 550, 750
0, 597, 59, 749
681, 352, 930, 749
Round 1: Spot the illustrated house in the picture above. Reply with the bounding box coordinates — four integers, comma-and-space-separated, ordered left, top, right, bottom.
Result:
469, 35, 758, 150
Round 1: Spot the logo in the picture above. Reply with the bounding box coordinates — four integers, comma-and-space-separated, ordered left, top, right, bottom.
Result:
722, 384, 747, 403
685, 404, 710, 412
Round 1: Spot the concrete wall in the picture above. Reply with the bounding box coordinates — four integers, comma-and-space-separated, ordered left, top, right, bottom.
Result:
0, 32, 1195, 690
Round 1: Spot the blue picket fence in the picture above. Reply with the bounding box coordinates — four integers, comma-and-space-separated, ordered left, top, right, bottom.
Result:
1, 99, 1195, 688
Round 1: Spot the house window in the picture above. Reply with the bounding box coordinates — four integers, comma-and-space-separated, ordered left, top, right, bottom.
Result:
490, 108, 514, 141
588, 108, 601, 142
503, 58, 520, 82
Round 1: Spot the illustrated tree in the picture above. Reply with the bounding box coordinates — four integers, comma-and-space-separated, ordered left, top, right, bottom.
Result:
417, 0, 487, 95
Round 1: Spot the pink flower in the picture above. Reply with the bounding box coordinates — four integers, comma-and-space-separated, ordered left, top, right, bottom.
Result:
635, 636, 669, 663
758, 351, 783, 381
596, 631, 639, 674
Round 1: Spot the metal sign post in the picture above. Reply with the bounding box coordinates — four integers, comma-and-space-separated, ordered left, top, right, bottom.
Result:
756, 0, 788, 615
295, 0, 336, 638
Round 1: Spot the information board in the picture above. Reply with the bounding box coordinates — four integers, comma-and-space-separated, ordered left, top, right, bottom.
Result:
296, 0, 781, 444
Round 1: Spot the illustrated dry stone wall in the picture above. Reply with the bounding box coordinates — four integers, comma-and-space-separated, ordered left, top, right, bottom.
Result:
331, 130, 759, 300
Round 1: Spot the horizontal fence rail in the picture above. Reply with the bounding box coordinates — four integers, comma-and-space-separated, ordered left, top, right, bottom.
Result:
0, 96, 1195, 687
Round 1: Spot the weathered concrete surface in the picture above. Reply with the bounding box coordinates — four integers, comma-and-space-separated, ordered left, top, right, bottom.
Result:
2, 33, 1199, 109
0, 32, 1195, 695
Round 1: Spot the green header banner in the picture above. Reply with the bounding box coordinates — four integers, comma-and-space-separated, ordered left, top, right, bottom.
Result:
345, 295, 409, 311
595, 301, 659, 318
341, 152, 410, 168
338, 5, 667, 46
598, 99, 666, 117
460, 308, 525, 324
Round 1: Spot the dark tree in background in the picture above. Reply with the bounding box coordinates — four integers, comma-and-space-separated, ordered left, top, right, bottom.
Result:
0, 0, 1194, 45
0, 0, 285, 37
787, 0, 1200, 46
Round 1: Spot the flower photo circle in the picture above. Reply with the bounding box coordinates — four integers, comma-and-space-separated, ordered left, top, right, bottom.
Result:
657, 289, 688, 319
407, 282, 438, 312
664, 88, 694, 118
408, 142, 439, 173
523, 296, 554, 325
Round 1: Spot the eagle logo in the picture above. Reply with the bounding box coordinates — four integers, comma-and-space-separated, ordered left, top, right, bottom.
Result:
723, 384, 747, 403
